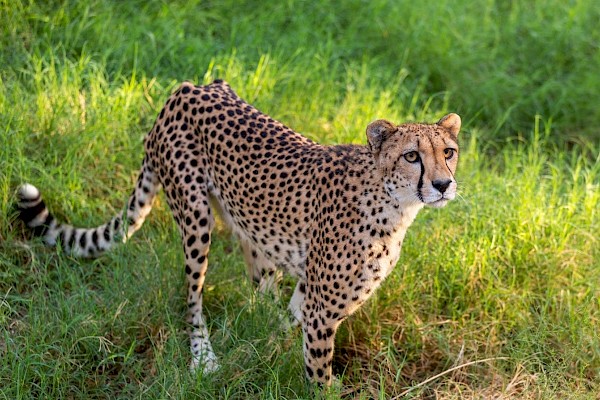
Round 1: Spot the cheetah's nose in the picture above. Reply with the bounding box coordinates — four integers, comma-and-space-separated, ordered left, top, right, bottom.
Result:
432, 179, 452, 194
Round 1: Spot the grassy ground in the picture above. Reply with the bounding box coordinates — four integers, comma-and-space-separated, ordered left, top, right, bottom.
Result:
1, 0, 599, 398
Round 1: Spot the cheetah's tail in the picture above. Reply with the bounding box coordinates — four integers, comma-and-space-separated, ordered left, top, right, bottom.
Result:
17, 158, 161, 258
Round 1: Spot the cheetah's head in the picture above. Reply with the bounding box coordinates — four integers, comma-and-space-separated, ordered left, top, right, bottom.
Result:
367, 113, 460, 208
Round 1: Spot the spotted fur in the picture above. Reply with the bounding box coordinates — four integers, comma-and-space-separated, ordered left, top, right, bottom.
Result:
17, 80, 460, 385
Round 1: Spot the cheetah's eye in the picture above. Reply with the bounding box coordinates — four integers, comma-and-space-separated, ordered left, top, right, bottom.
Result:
404, 151, 420, 163
444, 148, 455, 160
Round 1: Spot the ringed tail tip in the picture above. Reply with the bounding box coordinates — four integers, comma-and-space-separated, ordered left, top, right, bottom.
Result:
18, 183, 41, 202
16, 183, 51, 232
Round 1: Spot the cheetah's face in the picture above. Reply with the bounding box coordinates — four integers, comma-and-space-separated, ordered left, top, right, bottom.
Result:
367, 114, 461, 208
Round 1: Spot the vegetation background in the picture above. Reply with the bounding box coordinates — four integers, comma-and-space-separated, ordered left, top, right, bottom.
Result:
1, 0, 599, 398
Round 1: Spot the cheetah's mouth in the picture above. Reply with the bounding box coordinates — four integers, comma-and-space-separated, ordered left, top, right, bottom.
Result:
426, 197, 450, 208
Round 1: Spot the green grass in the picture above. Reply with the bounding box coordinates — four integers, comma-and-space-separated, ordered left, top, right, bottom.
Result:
1, 0, 599, 398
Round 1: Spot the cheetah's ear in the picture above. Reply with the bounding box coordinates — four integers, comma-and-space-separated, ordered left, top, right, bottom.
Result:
436, 113, 461, 136
366, 119, 396, 156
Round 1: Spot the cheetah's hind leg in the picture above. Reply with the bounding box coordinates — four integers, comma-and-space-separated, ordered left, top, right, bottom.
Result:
239, 238, 304, 331
164, 182, 220, 374
240, 238, 282, 299
286, 280, 305, 328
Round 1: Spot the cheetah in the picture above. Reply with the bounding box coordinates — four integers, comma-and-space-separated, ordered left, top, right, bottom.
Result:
17, 80, 460, 386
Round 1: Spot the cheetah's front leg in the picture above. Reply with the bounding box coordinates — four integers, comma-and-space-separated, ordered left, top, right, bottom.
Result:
301, 303, 341, 386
